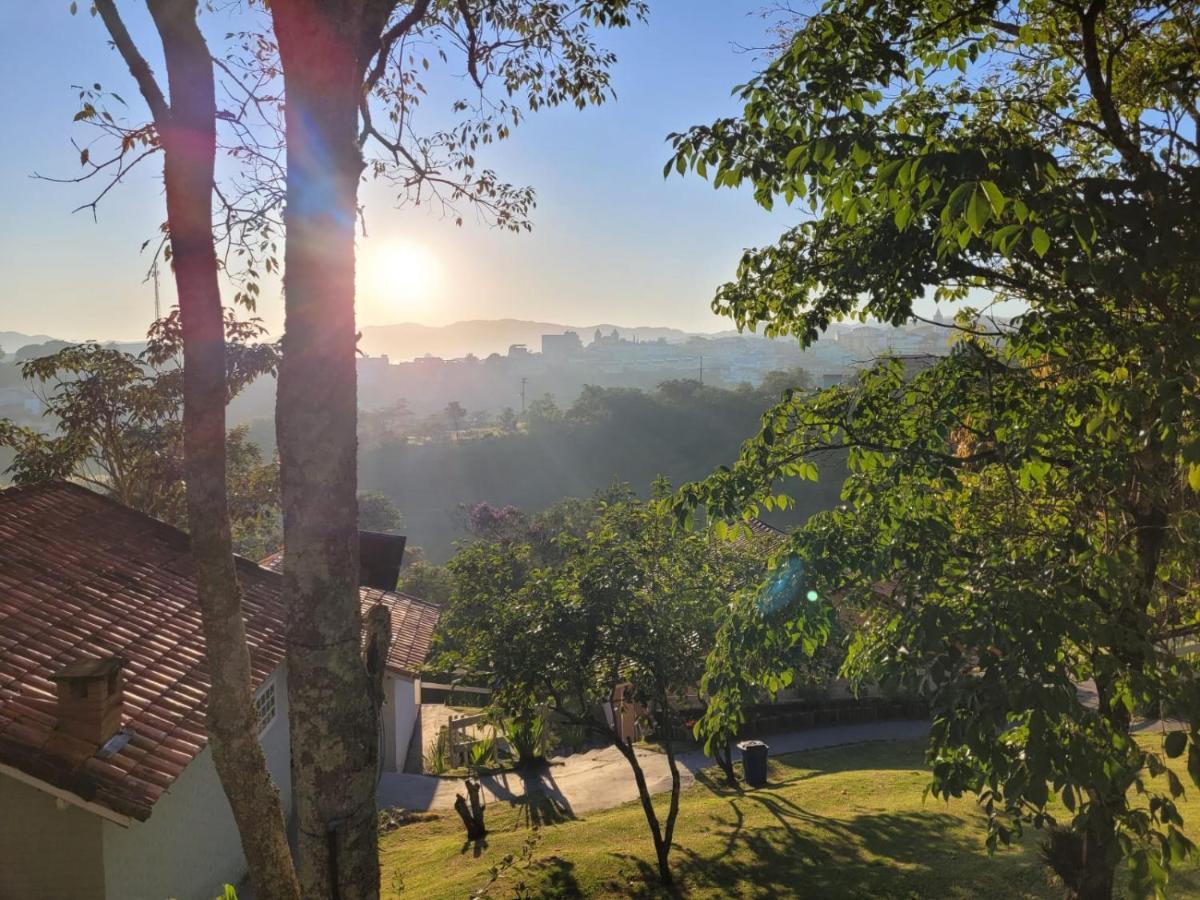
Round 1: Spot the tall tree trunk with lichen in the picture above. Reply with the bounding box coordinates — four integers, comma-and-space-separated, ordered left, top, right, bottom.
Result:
94, 2, 301, 898
271, 2, 386, 896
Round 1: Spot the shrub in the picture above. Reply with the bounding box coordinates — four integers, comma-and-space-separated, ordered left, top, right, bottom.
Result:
506, 713, 548, 768
424, 727, 451, 774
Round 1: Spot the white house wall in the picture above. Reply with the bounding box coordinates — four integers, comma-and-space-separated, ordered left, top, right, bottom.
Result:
0, 771, 107, 900
101, 664, 293, 900
383, 674, 419, 773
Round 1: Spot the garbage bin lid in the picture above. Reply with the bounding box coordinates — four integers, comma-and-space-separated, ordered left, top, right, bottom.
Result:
736, 740, 769, 750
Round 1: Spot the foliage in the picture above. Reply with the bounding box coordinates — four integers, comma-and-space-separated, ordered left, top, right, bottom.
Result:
504, 712, 549, 768
434, 479, 765, 882
498, 407, 519, 433
468, 735, 498, 770
424, 727, 452, 775
669, 1, 1200, 895
694, 556, 833, 771
524, 393, 562, 431
359, 374, 843, 562
399, 560, 455, 606
0, 325, 280, 555
445, 401, 467, 438
358, 490, 405, 533
0, 342, 181, 517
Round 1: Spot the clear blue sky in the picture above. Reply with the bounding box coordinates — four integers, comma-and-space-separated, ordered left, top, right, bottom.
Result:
0, 2, 881, 343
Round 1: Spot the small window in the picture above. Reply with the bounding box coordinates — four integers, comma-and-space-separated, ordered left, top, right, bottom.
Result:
254, 680, 277, 734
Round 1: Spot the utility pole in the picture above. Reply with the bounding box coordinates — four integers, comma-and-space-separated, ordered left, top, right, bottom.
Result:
698, 355, 703, 386
520, 376, 527, 414
152, 261, 161, 323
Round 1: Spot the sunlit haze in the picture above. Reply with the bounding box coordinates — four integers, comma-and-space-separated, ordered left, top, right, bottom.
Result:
0, 2, 994, 344
358, 239, 443, 324
0, 2, 783, 342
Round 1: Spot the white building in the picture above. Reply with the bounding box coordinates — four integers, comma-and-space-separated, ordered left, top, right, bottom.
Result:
0, 482, 439, 900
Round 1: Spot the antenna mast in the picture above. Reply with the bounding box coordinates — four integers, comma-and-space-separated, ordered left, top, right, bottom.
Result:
152, 261, 162, 323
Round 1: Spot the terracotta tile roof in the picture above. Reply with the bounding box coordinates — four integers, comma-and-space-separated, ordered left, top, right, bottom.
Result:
258, 549, 284, 573
256, 550, 439, 679
358, 586, 440, 678
726, 517, 791, 553
0, 482, 439, 821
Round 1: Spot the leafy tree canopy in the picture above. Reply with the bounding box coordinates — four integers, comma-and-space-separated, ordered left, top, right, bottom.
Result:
669, 1, 1199, 896
432, 481, 766, 883
358, 490, 405, 534
0, 311, 279, 553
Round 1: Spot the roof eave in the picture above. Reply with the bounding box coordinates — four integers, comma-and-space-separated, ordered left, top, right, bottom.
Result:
0, 759, 139, 826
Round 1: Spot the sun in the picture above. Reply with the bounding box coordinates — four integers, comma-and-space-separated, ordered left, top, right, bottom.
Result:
358, 238, 441, 321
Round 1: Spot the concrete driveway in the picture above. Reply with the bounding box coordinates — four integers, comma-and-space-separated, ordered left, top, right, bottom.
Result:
377, 719, 931, 818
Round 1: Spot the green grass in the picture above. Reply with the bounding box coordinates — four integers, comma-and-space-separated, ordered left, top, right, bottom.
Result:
380, 739, 1200, 898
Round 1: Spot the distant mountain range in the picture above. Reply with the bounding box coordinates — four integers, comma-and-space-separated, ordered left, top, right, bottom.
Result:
356, 318, 766, 362
0, 332, 56, 356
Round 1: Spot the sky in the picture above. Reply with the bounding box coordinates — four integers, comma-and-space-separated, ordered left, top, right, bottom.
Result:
0, 2, 941, 344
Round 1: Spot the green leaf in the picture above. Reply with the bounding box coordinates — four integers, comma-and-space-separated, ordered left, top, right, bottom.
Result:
1061, 785, 1075, 811
1187, 744, 1200, 788
979, 180, 1006, 215
1188, 464, 1200, 492
966, 188, 992, 235
1031, 227, 1051, 258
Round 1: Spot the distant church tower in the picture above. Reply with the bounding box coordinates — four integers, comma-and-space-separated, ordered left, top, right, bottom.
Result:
933, 306, 946, 324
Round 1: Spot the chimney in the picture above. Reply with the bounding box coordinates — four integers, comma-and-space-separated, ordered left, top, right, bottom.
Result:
358, 531, 407, 591
51, 656, 126, 748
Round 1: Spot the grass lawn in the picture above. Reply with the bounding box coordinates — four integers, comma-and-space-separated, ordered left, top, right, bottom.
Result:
379, 739, 1200, 898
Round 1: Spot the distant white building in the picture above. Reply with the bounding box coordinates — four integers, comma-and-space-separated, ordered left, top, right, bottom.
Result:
540, 331, 582, 360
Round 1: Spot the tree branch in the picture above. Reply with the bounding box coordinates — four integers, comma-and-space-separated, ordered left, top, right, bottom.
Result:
1077, 0, 1154, 175
363, 0, 434, 95
94, 0, 171, 123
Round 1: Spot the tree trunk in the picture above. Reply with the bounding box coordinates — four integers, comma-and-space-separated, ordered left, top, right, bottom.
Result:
453, 777, 488, 840
1044, 818, 1117, 900
99, 2, 301, 897
615, 738, 673, 885
271, 3, 381, 897
714, 736, 738, 788
659, 700, 682, 863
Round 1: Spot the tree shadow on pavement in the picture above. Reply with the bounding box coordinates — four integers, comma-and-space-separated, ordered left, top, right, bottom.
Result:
486, 766, 575, 828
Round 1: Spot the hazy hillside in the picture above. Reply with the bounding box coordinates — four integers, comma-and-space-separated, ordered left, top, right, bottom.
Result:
358, 381, 845, 562
0, 332, 56, 355
358, 318, 695, 361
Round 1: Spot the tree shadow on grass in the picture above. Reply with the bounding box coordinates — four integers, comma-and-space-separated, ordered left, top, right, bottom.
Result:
694, 740, 930, 800
460, 836, 488, 858
527, 855, 585, 898
601, 853, 684, 899
585, 785, 1031, 899
486, 767, 576, 828
673, 800, 1026, 900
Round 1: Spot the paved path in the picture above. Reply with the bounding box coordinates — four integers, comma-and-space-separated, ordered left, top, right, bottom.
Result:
377, 719, 930, 818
